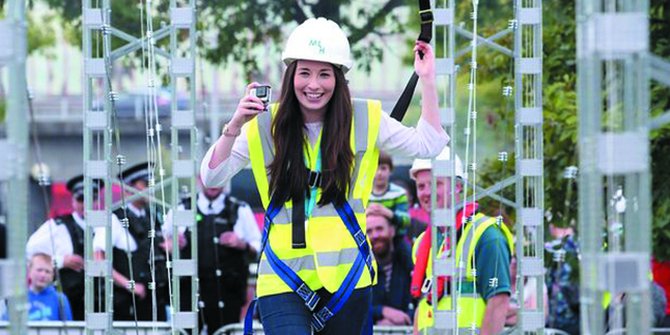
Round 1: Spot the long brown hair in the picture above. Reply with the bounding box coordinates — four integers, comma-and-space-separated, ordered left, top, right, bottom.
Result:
268, 61, 354, 206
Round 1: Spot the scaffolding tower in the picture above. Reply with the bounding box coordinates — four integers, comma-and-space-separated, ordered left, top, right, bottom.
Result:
427, 0, 544, 333
0, 0, 28, 334
577, 0, 652, 334
81, 0, 198, 333
512, 0, 545, 333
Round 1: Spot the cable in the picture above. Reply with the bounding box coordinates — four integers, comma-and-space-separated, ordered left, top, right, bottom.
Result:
26, 89, 75, 332
99, 7, 141, 332
140, 0, 176, 332
458, 0, 481, 331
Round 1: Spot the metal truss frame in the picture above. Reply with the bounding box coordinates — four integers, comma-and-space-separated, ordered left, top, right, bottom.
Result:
427, 0, 544, 333
81, 0, 198, 333
577, 0, 652, 333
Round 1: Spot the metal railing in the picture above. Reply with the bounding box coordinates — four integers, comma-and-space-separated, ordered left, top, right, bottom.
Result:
0, 321, 188, 334
214, 323, 414, 335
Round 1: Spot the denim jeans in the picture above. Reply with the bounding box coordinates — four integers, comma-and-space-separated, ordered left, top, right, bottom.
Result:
258, 287, 372, 335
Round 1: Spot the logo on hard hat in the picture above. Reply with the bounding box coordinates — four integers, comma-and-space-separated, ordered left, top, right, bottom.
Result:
308, 39, 325, 54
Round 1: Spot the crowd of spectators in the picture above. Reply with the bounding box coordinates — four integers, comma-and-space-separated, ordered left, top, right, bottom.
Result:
1, 151, 669, 334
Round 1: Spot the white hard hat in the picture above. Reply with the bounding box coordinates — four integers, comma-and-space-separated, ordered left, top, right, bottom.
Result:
281, 18, 353, 73
409, 147, 464, 180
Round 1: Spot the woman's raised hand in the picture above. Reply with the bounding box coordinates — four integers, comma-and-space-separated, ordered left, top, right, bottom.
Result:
229, 82, 267, 130
414, 41, 435, 80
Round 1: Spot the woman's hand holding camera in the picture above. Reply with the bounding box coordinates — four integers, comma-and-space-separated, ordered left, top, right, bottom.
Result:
229, 82, 268, 133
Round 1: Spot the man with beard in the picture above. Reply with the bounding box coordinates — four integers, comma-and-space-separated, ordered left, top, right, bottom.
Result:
366, 213, 414, 326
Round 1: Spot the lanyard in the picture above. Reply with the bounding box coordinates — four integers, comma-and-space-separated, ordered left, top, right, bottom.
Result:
304, 130, 323, 220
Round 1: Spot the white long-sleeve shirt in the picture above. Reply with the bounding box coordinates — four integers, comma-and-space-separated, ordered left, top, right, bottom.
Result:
92, 204, 147, 253
26, 212, 94, 269
201, 112, 449, 187
162, 192, 261, 252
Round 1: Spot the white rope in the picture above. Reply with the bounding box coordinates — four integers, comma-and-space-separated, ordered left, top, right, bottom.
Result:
140, 0, 176, 332
97, 4, 143, 332
457, 0, 481, 331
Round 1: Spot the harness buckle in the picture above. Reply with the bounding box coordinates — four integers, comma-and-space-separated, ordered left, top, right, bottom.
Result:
421, 278, 432, 294
353, 229, 367, 247
296, 283, 320, 311
365, 254, 375, 279
419, 9, 433, 24
308, 170, 322, 188
312, 307, 333, 332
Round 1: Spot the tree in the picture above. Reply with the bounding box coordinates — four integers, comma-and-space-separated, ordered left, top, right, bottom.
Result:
0, 2, 58, 122
475, 0, 670, 262
41, 0, 416, 78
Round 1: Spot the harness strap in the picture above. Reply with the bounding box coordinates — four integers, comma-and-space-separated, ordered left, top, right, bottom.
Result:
291, 193, 307, 249
390, 0, 433, 121
244, 197, 374, 333
243, 299, 256, 335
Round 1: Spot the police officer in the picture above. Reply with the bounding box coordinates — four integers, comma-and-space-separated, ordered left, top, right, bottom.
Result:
26, 175, 103, 320
163, 179, 260, 333
93, 162, 169, 321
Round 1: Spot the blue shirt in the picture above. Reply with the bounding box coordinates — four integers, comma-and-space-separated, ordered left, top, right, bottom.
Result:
25, 286, 73, 321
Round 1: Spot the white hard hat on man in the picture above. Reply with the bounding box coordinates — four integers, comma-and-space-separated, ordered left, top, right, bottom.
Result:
409, 146, 464, 181
281, 17, 353, 73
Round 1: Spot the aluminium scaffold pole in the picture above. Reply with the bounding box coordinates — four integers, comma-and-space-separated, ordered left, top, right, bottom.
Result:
168, 1, 200, 333
0, 0, 28, 334
428, 1, 458, 334
82, 1, 114, 333
577, 0, 651, 334
513, 0, 545, 333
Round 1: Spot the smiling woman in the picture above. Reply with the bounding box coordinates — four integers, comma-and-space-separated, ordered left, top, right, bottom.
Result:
200, 17, 449, 335
293, 60, 336, 119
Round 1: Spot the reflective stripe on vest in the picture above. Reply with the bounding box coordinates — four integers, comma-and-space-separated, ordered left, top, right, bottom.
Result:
416, 213, 515, 331
419, 215, 491, 279
247, 98, 382, 296
416, 295, 487, 332
455, 213, 514, 281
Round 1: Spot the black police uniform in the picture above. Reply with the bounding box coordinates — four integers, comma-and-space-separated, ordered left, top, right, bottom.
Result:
180, 193, 251, 332
111, 206, 170, 321
54, 214, 86, 320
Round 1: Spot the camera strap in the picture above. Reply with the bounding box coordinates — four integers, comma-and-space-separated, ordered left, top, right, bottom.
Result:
390, 0, 433, 121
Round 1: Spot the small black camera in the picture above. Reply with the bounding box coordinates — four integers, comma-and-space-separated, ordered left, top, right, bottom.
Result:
250, 85, 272, 105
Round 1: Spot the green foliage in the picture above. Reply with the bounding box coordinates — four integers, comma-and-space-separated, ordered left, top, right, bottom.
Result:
648, 0, 670, 261
474, 0, 670, 265
0, 3, 57, 56
27, 12, 57, 56
41, 0, 414, 77
651, 130, 670, 261
0, 98, 5, 123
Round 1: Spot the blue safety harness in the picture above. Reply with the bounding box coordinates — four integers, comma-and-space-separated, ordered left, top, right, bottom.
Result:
244, 194, 376, 334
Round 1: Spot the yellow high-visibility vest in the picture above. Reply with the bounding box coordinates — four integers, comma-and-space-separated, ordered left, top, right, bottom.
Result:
247, 99, 382, 297
415, 213, 514, 332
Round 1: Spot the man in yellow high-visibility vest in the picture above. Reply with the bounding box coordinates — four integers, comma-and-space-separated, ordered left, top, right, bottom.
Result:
411, 147, 513, 335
